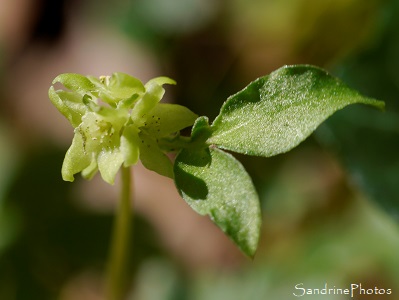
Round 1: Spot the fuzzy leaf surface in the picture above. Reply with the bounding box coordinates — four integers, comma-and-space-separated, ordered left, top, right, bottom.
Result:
174, 147, 261, 257
208, 65, 385, 157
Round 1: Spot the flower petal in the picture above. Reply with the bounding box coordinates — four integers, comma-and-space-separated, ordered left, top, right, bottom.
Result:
108, 72, 145, 100
81, 155, 98, 180
139, 133, 173, 178
49, 87, 86, 128
142, 103, 197, 137
87, 73, 145, 105
97, 148, 124, 184
121, 125, 140, 166
145, 76, 176, 87
61, 131, 91, 182
131, 77, 176, 125
52, 73, 96, 95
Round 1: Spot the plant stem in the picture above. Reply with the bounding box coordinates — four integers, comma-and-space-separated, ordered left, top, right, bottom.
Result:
106, 166, 132, 300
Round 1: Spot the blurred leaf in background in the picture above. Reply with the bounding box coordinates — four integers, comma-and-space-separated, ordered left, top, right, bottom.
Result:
317, 0, 399, 219
113, 0, 220, 49
226, 0, 384, 74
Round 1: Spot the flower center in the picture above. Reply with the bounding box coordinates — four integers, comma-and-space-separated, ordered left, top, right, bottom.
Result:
78, 113, 117, 153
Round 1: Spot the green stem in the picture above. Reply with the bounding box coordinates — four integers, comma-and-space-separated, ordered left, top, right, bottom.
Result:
106, 166, 132, 300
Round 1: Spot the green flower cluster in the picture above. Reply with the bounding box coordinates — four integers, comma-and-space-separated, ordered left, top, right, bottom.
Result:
49, 73, 197, 184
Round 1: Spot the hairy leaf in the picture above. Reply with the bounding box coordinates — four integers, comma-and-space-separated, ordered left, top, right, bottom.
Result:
174, 147, 261, 257
209, 65, 385, 157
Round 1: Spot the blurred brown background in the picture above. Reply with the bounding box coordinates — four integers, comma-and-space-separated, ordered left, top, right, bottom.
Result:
0, 0, 398, 299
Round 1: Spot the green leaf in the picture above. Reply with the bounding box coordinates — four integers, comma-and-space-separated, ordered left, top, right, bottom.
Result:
174, 147, 261, 257
142, 103, 198, 137
208, 65, 385, 157
190, 116, 212, 144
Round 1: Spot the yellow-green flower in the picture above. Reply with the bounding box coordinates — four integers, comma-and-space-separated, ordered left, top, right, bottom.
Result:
49, 72, 197, 184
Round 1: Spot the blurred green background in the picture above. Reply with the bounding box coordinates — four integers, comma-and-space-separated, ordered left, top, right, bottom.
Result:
0, 0, 398, 299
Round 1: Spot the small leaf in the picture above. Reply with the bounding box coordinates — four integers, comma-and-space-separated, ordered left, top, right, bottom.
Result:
174, 147, 261, 257
190, 116, 212, 144
209, 65, 385, 157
